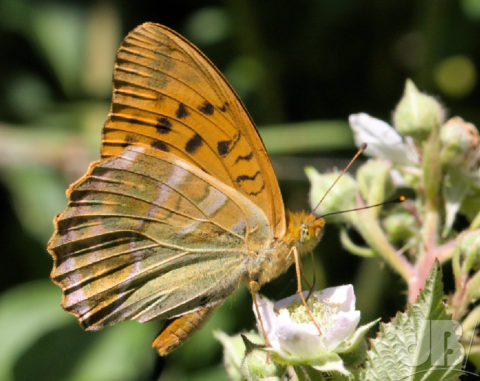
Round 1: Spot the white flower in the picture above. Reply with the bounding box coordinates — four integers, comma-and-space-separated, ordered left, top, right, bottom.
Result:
253, 285, 377, 375
349, 113, 419, 166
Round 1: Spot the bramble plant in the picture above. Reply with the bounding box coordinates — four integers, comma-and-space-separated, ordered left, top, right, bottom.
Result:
216, 79, 479, 380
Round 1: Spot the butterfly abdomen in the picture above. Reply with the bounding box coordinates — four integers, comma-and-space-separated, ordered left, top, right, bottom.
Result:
152, 304, 219, 356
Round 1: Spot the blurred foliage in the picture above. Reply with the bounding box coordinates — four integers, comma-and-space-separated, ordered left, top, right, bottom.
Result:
0, 0, 479, 380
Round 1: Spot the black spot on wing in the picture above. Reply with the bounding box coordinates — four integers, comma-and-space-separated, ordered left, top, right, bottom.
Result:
248, 181, 265, 196
175, 103, 189, 119
185, 133, 203, 154
121, 135, 136, 148
216, 132, 241, 157
69, 189, 87, 201
220, 102, 228, 112
217, 140, 230, 156
155, 117, 172, 134
151, 140, 169, 151
235, 170, 265, 196
236, 171, 261, 184
234, 151, 253, 164
198, 101, 214, 115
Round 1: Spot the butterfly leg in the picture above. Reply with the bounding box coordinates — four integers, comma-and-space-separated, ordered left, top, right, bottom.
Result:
285, 248, 314, 296
249, 281, 270, 349
292, 247, 323, 335
292, 252, 315, 299
305, 251, 317, 301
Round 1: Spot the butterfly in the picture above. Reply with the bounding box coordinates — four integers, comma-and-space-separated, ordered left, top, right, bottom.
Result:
47, 22, 325, 356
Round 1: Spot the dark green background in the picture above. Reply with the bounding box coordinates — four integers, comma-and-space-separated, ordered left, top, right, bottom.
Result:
0, 1, 479, 380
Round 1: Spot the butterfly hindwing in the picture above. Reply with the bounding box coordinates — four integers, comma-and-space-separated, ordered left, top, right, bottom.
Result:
48, 147, 272, 329
102, 23, 285, 237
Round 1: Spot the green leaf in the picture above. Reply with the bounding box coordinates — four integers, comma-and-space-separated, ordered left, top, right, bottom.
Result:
361, 263, 464, 380
0, 280, 158, 381
66, 321, 155, 381
31, 3, 86, 96
1, 165, 67, 242
0, 280, 72, 381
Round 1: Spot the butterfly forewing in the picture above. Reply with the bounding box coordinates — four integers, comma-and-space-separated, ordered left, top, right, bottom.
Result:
102, 23, 285, 237
48, 147, 272, 329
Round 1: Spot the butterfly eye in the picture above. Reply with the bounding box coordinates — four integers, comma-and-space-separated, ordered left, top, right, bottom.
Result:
300, 224, 309, 242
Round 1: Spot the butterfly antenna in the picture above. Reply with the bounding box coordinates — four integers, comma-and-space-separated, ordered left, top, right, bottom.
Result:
318, 196, 406, 219
312, 143, 367, 214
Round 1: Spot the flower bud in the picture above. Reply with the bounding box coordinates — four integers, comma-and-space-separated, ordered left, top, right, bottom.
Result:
242, 347, 284, 380
393, 79, 445, 140
305, 166, 357, 221
382, 211, 416, 243
356, 159, 394, 207
214, 331, 248, 381
440, 117, 480, 171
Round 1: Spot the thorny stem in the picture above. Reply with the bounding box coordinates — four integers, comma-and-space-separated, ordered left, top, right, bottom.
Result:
411, 207, 440, 302
435, 239, 456, 263
410, 125, 442, 302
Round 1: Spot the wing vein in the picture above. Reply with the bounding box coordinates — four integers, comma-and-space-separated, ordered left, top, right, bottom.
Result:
94, 155, 250, 239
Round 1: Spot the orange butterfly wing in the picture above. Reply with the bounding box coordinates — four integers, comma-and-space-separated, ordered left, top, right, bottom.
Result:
49, 23, 290, 355
102, 22, 285, 238
49, 147, 272, 330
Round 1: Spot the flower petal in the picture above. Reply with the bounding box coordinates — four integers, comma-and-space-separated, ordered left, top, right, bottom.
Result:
253, 295, 281, 351
253, 286, 365, 365
274, 309, 325, 358
317, 284, 355, 311
349, 113, 418, 165
322, 310, 361, 350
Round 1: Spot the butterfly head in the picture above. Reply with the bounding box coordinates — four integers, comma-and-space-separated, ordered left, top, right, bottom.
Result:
286, 211, 325, 255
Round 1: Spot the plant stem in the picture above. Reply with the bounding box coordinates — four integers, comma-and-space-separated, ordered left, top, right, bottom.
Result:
354, 206, 413, 283
410, 120, 443, 302
409, 208, 440, 302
